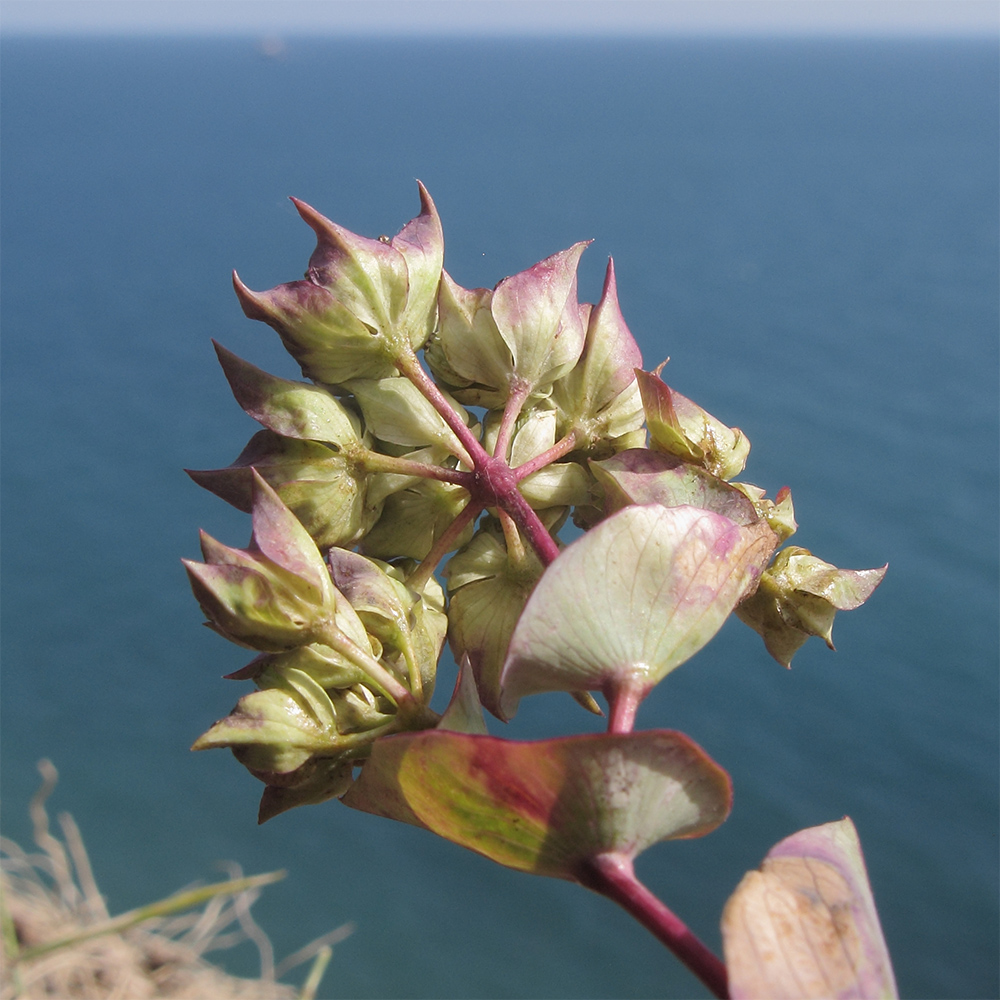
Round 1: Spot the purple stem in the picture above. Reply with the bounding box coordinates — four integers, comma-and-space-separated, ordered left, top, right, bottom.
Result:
394, 350, 491, 467
406, 500, 484, 591
360, 450, 473, 488
492, 379, 532, 461
577, 853, 729, 1000
513, 431, 579, 481
396, 349, 562, 567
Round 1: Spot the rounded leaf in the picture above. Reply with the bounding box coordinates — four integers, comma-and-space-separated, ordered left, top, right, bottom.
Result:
343, 729, 731, 879
501, 504, 776, 717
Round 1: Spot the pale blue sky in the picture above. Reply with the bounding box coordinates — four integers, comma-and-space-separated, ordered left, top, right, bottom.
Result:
2, 0, 997, 36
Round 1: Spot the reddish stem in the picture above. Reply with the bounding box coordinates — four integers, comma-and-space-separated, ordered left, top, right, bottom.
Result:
405, 499, 484, 591
360, 450, 473, 488
492, 379, 532, 461
397, 348, 562, 567
604, 679, 647, 734
395, 350, 491, 467
492, 469, 561, 565
577, 853, 729, 1000
513, 431, 579, 481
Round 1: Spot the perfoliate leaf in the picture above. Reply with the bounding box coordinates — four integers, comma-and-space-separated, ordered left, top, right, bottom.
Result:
501, 504, 776, 718
342, 729, 731, 878
722, 817, 898, 1000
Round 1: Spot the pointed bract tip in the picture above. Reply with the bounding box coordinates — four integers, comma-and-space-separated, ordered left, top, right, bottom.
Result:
415, 179, 437, 217
211, 339, 242, 378
601, 257, 618, 296
289, 197, 335, 238
232, 272, 270, 322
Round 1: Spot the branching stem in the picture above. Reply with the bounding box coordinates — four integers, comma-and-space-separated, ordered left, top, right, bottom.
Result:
492, 379, 532, 461
513, 431, 579, 481
394, 349, 491, 467
396, 347, 562, 567
577, 853, 729, 1000
405, 499, 484, 592
359, 450, 473, 488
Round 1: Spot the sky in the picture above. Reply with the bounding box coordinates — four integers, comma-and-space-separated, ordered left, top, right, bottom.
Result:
1, 0, 997, 37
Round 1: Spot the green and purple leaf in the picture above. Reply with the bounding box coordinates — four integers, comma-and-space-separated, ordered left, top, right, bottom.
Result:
591, 449, 760, 525
342, 728, 731, 879
500, 504, 777, 719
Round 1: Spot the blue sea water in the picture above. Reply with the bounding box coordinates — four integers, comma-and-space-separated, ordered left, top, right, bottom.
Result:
1, 35, 997, 999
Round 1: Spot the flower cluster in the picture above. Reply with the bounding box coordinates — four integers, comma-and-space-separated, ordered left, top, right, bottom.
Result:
186, 184, 884, 820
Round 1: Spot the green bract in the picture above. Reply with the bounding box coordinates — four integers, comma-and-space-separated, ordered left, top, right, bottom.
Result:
735, 546, 887, 667
233, 183, 443, 385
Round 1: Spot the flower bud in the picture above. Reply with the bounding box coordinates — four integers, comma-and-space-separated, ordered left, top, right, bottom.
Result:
347, 376, 473, 460
329, 549, 447, 698
427, 244, 590, 404
443, 524, 546, 717
637, 367, 750, 481
192, 677, 337, 776
234, 183, 443, 385
212, 341, 363, 448
735, 546, 887, 667
183, 472, 335, 651
360, 479, 473, 561
425, 274, 513, 408
258, 757, 356, 823
491, 243, 589, 392
551, 259, 646, 450
187, 430, 375, 550
228, 643, 371, 690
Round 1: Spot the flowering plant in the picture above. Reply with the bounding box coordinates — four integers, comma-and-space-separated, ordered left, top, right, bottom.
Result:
186, 185, 894, 998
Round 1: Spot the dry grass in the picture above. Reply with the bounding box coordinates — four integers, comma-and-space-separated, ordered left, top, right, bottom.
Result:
1, 762, 351, 1000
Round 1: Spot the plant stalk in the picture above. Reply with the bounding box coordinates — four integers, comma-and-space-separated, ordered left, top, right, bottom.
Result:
577, 853, 729, 1000
513, 431, 580, 481
359, 449, 473, 488
394, 349, 491, 467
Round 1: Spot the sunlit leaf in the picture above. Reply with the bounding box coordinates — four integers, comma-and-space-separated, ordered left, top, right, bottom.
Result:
722, 817, 898, 999
500, 504, 776, 717
342, 729, 731, 878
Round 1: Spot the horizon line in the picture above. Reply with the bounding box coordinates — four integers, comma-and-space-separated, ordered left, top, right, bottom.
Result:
2, 1, 998, 38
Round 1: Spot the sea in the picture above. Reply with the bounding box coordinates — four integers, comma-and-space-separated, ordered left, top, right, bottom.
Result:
1, 35, 997, 999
